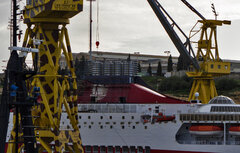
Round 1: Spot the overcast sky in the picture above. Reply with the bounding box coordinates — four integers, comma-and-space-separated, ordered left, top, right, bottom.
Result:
0, 0, 240, 71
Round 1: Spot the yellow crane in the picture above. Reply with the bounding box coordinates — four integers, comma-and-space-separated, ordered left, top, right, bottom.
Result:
148, 0, 231, 104
181, 0, 231, 104
7, 0, 84, 152
186, 19, 231, 104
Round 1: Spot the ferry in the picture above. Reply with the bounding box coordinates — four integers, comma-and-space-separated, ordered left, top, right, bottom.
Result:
55, 78, 240, 153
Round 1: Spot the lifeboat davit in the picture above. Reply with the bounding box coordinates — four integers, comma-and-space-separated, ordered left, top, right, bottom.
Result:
189, 125, 223, 135
229, 126, 240, 135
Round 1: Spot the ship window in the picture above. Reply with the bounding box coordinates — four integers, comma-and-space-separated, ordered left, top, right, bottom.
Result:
88, 116, 91, 119
100, 116, 103, 119
122, 126, 125, 129
78, 125, 81, 128
131, 116, 134, 119
113, 122, 116, 124
155, 106, 159, 113
100, 125, 103, 129
67, 125, 70, 129
110, 125, 113, 129
84, 122, 87, 124
133, 126, 135, 129
218, 65, 221, 69
145, 126, 147, 129
119, 97, 126, 103
109, 116, 112, 119
211, 106, 240, 112
100, 146, 106, 153
225, 65, 228, 70
122, 146, 129, 153
85, 146, 92, 153
115, 146, 121, 153
107, 146, 114, 153
79, 116, 81, 119
145, 146, 150, 153
67, 116, 69, 119
130, 146, 136, 153
93, 146, 98, 153
89, 125, 91, 129
211, 64, 214, 69
91, 96, 96, 103
122, 116, 125, 119
137, 146, 143, 153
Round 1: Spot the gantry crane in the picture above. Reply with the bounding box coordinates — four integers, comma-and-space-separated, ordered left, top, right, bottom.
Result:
148, 0, 231, 104
3, 0, 84, 152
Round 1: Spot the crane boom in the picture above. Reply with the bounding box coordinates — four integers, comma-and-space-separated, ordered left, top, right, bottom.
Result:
181, 0, 206, 21
147, 0, 200, 70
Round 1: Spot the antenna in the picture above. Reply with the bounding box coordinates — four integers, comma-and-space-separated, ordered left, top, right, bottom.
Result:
211, 3, 218, 20
87, 0, 96, 62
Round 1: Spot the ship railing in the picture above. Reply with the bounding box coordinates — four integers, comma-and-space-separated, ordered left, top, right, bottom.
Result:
178, 140, 222, 145
77, 104, 137, 113
227, 141, 240, 145
178, 140, 240, 145
180, 113, 240, 123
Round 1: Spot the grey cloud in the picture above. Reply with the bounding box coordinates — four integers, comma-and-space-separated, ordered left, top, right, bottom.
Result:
1, 0, 240, 72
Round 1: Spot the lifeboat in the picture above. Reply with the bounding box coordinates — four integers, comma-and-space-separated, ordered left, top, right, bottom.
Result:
189, 125, 223, 135
229, 126, 240, 136
152, 113, 175, 122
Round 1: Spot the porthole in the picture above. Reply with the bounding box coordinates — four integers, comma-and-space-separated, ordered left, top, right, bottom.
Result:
211, 64, 214, 69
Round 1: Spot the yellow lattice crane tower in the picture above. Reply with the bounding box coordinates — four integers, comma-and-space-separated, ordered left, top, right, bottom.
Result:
7, 0, 84, 152
187, 19, 231, 104
181, 0, 231, 104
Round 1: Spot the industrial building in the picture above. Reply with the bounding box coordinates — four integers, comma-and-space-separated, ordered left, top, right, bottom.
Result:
59, 51, 240, 76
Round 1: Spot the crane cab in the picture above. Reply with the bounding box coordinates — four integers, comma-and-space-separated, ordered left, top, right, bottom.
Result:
24, 0, 83, 23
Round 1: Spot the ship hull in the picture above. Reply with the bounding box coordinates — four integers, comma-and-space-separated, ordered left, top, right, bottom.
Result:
64, 103, 239, 153
6, 103, 240, 153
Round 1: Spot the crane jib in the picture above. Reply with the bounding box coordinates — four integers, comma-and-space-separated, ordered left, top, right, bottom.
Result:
147, 0, 200, 70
